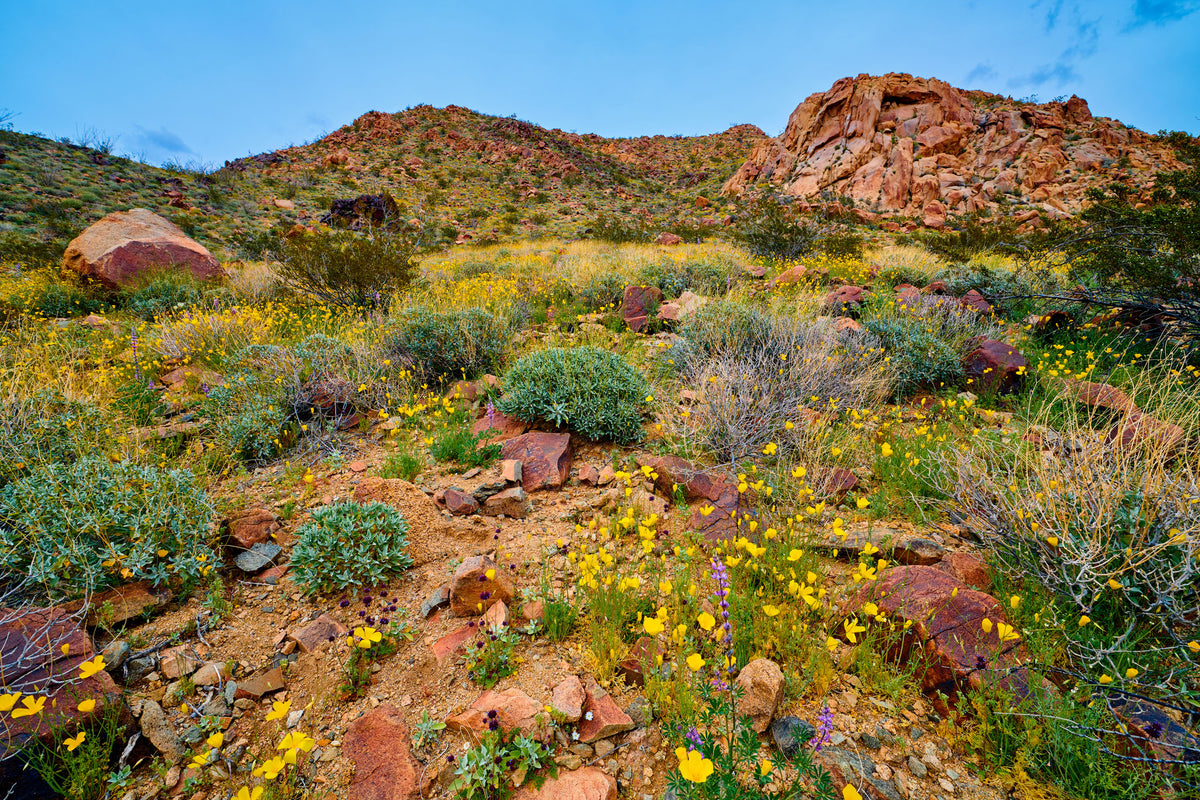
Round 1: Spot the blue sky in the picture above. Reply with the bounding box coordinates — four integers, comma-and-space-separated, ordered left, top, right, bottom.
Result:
2, 0, 1197, 166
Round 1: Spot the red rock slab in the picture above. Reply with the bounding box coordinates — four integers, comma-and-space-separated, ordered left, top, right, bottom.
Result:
0, 606, 125, 763
733, 658, 785, 733
500, 432, 572, 492
621, 285, 663, 332
287, 614, 348, 653
446, 688, 548, 740
937, 552, 990, 591
344, 704, 422, 800
224, 508, 281, 550
472, 410, 529, 443
234, 667, 286, 700
513, 767, 618, 800
963, 340, 1029, 395
1064, 380, 1138, 414
450, 554, 516, 617
551, 675, 584, 723
848, 566, 1027, 703
160, 644, 205, 679
430, 625, 476, 667
635, 454, 734, 503
444, 488, 479, 516
577, 686, 633, 743
64, 581, 169, 627
1106, 412, 1185, 459
616, 637, 662, 689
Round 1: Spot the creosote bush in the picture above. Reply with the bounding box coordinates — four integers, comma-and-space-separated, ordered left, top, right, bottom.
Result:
0, 457, 216, 600
290, 501, 413, 594
275, 224, 422, 308
498, 346, 649, 443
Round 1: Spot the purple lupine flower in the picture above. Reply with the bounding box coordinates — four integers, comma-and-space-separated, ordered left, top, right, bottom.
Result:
486, 400, 496, 426
200, 383, 210, 396
131, 328, 141, 381
709, 556, 734, 691
685, 727, 703, 752
809, 705, 834, 752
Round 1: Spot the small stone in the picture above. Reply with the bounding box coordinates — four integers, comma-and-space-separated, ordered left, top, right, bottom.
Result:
430, 626, 476, 666
770, 716, 816, 759
349, 460, 368, 473
939, 777, 955, 793
449, 554, 516, 616
862, 732, 881, 750
444, 488, 479, 516
233, 668, 286, 700
286, 709, 304, 728
551, 675, 585, 723
733, 658, 785, 733
100, 640, 131, 673
140, 700, 186, 760
570, 744, 594, 758
577, 686, 634, 743
192, 662, 230, 686
200, 696, 231, 717
594, 739, 615, 758
287, 614, 348, 653
908, 755, 927, 778
626, 696, 653, 728
482, 599, 510, 631
159, 645, 203, 679
421, 583, 451, 618
500, 459, 522, 484
481, 486, 528, 518
235, 542, 282, 573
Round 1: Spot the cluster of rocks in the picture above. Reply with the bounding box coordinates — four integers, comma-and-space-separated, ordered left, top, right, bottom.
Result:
723, 72, 1182, 227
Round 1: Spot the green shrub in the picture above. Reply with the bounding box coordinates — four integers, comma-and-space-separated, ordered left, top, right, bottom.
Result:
574, 272, 625, 311
671, 300, 772, 369
201, 372, 290, 465
586, 212, 652, 243
498, 346, 649, 443
384, 307, 512, 383
0, 458, 216, 600
0, 390, 101, 488
636, 257, 736, 298
4, 279, 106, 318
379, 443, 423, 481
275, 224, 422, 308
542, 596, 577, 642
290, 501, 413, 594
464, 627, 520, 687
732, 194, 853, 263
860, 297, 994, 398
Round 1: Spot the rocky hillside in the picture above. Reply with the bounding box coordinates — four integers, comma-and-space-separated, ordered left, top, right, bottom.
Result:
0, 108, 763, 258
722, 72, 1184, 225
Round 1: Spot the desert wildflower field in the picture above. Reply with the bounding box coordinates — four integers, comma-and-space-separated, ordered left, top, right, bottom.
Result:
0, 96, 1198, 800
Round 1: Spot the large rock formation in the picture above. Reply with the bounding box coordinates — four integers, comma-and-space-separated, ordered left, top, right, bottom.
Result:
62, 208, 223, 289
723, 73, 1182, 222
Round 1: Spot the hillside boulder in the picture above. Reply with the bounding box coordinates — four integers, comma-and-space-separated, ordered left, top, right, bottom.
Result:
62, 208, 223, 289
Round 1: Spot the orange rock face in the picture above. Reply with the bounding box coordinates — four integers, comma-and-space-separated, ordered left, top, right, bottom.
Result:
723, 73, 1181, 220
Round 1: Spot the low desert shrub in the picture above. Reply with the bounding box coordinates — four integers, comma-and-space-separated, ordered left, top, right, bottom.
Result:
860, 296, 1001, 398
636, 257, 737, 298
497, 346, 649, 443
290, 501, 413, 594
384, 307, 512, 383
932, 394, 1200, 691
379, 442, 423, 481
118, 273, 209, 319
0, 389, 102, 488
201, 372, 291, 465
275, 223, 422, 308
670, 310, 892, 463
0, 457, 216, 599
574, 272, 625, 311
732, 194, 859, 263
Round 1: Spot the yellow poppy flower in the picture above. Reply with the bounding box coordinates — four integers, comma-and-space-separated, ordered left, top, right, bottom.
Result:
675, 747, 714, 784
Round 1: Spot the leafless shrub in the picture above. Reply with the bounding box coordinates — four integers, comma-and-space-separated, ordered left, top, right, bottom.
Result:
667, 312, 893, 465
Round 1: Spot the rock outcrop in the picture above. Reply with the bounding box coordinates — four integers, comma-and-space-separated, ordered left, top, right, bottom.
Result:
723, 73, 1181, 222
62, 208, 224, 289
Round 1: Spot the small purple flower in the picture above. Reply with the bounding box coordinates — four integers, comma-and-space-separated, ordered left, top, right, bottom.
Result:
685, 727, 703, 752
809, 706, 834, 752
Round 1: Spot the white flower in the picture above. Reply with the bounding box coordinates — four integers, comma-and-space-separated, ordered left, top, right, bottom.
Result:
585, 711, 593, 721
571, 731, 579, 740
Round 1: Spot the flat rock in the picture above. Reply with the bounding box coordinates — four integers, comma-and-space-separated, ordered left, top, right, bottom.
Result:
160, 644, 204, 679
551, 675, 585, 723
73, 581, 169, 627
444, 488, 479, 516
224, 508, 281, 550
771, 716, 816, 759
344, 704, 422, 800
430, 625, 476, 666
140, 699, 186, 761
514, 767, 617, 800
234, 667, 286, 700
481, 486, 528, 518
937, 552, 990, 591
446, 688, 548, 740
577, 685, 633, 743
824, 527, 945, 565
235, 542, 282, 573
421, 583, 451, 618
500, 433, 572, 492
287, 614, 348, 653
